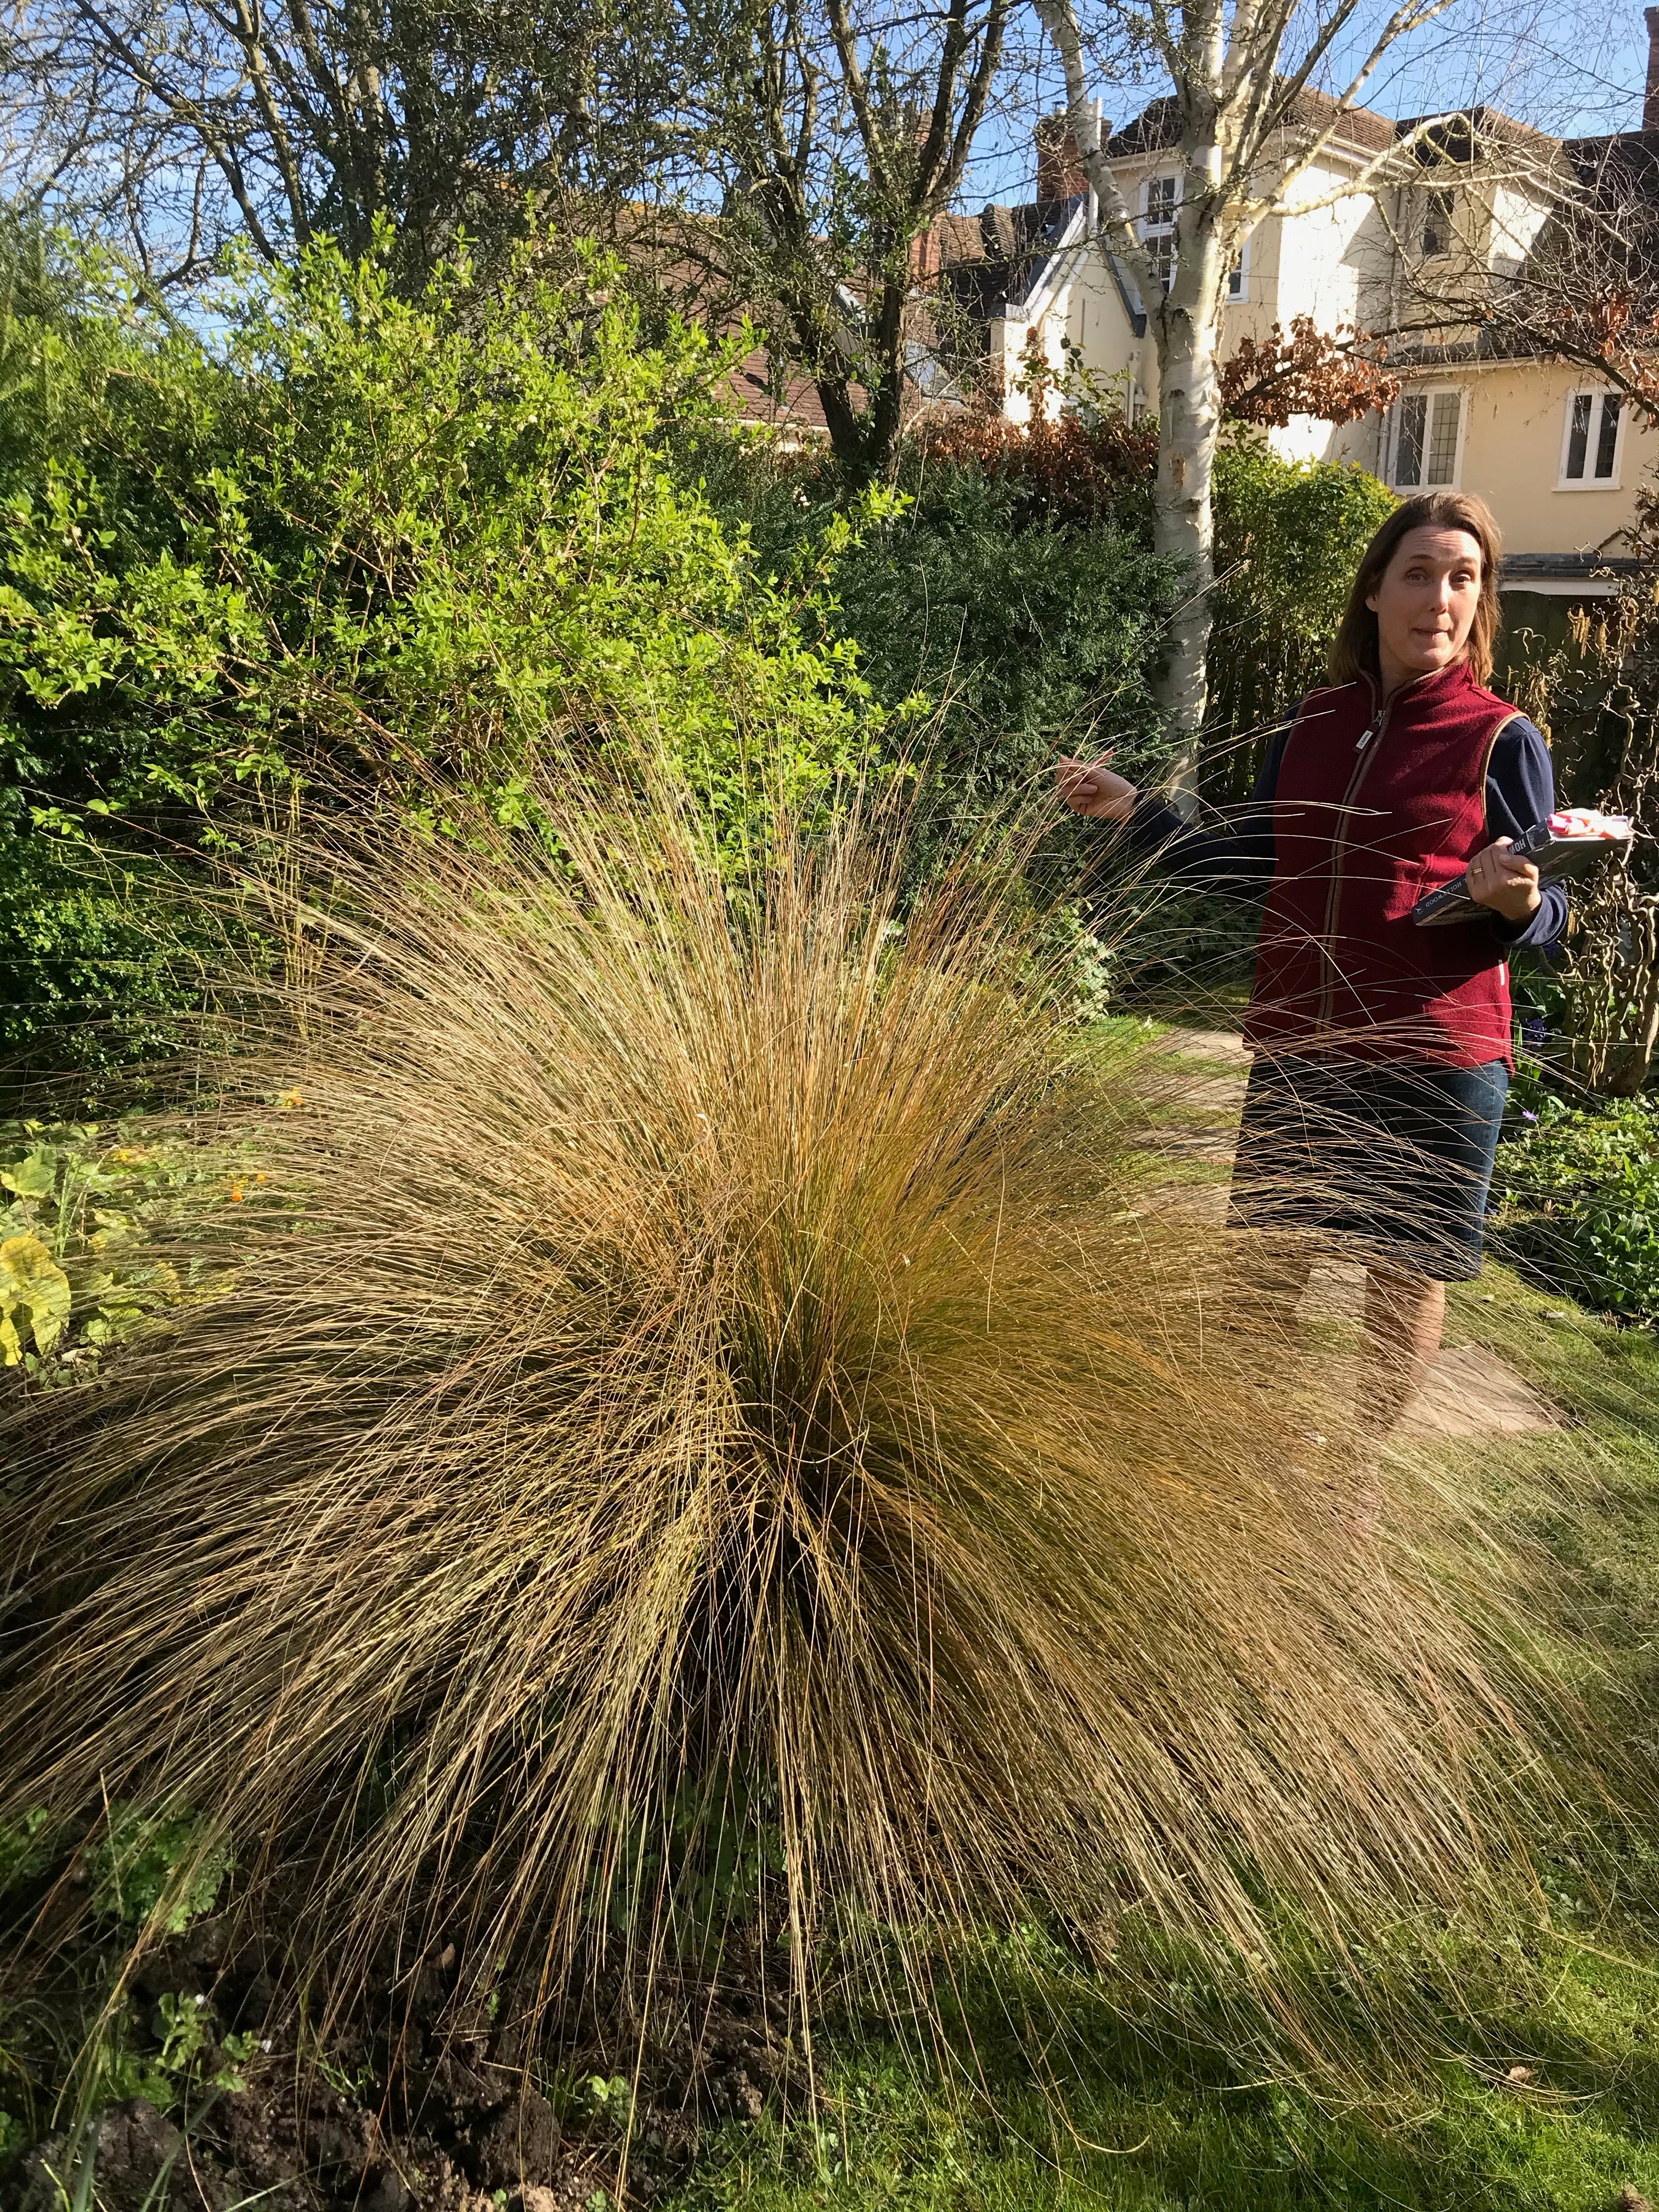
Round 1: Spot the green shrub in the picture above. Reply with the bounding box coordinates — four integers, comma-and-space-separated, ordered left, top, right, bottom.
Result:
720, 425, 1393, 911
1491, 1082, 1659, 1323
769, 431, 1397, 1000
686, 428, 1179, 1006
828, 459, 1176, 806
0, 837, 238, 1097
1206, 434, 1398, 796
703, 428, 1178, 991
71, 1986, 257, 2119
0, 223, 891, 1076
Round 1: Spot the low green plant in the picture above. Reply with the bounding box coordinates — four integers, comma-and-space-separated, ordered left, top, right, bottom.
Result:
0, 1808, 53, 1894
585, 2074, 633, 2129
64, 1989, 258, 2136
1491, 1080, 1659, 1324
0, 1120, 241, 1374
313, 2046, 376, 2101
154, 1995, 258, 2096
87, 1805, 230, 1933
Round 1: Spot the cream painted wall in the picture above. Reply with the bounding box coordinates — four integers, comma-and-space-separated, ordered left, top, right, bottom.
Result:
1239, 171, 1394, 335
1428, 363, 1655, 557
990, 227, 1143, 425
1487, 182, 1554, 277
984, 161, 1649, 569
1240, 178, 1396, 475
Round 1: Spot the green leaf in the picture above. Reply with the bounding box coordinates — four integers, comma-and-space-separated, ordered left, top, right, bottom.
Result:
1, 1144, 56, 1199
0, 1230, 71, 1361
88, 1804, 231, 1930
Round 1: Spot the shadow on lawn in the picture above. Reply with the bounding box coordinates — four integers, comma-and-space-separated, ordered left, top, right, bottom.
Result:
671, 1272, 1659, 2212
672, 1930, 1659, 2211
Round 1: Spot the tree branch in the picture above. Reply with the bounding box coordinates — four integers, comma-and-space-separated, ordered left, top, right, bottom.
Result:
65, 0, 283, 259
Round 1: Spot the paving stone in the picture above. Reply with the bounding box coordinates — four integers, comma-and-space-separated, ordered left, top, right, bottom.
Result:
1150, 1028, 1565, 1443
1400, 1343, 1562, 1436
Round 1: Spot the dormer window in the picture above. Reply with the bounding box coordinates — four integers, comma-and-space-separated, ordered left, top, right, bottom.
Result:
1420, 187, 1455, 258
1141, 173, 1178, 293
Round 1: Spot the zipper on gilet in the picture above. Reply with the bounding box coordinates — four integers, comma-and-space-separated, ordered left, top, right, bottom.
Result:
1314, 680, 1391, 1034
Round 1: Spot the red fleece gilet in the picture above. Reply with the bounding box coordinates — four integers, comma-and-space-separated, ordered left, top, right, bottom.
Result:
1244, 663, 1519, 1069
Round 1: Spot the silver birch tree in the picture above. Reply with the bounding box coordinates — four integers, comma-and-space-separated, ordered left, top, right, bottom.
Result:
1028, 0, 1533, 782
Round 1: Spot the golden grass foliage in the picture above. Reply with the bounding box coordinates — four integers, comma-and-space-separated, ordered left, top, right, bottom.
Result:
0, 780, 1548, 2047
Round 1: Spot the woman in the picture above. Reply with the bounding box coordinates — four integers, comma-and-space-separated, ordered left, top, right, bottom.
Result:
1057, 489, 1566, 1448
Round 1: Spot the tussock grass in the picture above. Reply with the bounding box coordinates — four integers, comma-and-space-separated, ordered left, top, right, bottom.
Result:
0, 778, 1559, 2067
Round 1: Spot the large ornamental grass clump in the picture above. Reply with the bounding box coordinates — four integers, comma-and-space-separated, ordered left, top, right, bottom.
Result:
0, 777, 1547, 2057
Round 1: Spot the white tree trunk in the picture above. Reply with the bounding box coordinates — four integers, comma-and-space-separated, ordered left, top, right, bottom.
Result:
1150, 221, 1225, 811
1031, 1, 1235, 812
1031, 0, 1477, 814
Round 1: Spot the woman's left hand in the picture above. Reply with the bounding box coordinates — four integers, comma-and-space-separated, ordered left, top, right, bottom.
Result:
1466, 836, 1542, 923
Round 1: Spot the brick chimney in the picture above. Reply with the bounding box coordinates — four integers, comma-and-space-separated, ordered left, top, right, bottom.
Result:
1036, 112, 1090, 204
1646, 7, 1659, 130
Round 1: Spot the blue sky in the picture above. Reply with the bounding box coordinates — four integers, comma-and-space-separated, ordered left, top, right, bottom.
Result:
963, 0, 1652, 208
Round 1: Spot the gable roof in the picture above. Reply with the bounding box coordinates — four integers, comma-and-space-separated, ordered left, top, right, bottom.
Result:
930, 194, 1092, 319
1105, 86, 1570, 173
1393, 102, 1560, 160
1105, 84, 1397, 162
724, 347, 851, 437
1564, 123, 1659, 209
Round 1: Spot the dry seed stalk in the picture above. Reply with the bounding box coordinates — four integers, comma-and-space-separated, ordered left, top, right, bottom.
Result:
1, 775, 1549, 2066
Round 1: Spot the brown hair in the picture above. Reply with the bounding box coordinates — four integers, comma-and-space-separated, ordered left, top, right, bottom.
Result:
1328, 489, 1503, 687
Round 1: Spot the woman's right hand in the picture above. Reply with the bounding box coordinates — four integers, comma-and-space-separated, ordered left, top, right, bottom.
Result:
1056, 755, 1139, 822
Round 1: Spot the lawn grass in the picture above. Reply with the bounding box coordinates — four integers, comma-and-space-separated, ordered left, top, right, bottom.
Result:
667, 1262, 1659, 2212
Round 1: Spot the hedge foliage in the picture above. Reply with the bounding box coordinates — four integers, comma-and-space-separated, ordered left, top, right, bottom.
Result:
1, 211, 1410, 1077
1492, 1079, 1659, 1325
0, 224, 895, 1078
1206, 433, 1400, 797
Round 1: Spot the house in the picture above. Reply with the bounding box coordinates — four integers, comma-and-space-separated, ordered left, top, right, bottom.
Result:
935, 34, 1659, 618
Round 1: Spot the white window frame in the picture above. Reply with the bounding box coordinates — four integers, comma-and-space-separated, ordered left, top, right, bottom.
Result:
1386, 383, 1467, 490
1556, 385, 1627, 490
1140, 172, 1178, 295
1134, 174, 1246, 301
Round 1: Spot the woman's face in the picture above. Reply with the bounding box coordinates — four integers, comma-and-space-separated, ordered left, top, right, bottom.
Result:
1365, 525, 1483, 685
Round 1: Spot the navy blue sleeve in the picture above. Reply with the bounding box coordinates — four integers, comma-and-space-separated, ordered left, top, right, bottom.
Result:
1118, 719, 1290, 898
1484, 714, 1569, 952
1111, 708, 1567, 950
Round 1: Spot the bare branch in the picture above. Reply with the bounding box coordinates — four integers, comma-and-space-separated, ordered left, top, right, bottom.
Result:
66, 0, 283, 259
